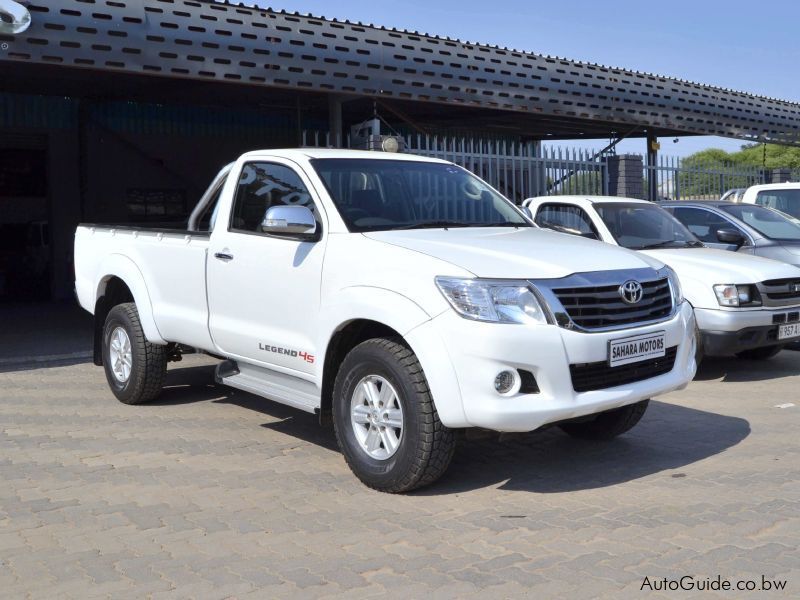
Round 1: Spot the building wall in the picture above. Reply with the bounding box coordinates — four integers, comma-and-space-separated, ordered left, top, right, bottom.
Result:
0, 93, 300, 301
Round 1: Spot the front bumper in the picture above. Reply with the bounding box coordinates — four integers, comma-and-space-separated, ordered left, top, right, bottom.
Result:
406, 302, 696, 433
695, 306, 800, 356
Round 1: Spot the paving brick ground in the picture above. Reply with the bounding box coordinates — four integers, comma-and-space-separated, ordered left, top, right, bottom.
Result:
0, 352, 798, 598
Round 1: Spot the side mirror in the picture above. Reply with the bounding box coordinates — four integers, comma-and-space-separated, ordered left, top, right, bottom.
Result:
261, 205, 319, 240
716, 227, 745, 246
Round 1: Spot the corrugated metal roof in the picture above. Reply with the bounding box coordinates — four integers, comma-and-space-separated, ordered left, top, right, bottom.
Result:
200, 0, 798, 106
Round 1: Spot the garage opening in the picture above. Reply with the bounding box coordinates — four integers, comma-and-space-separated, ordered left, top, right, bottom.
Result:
0, 134, 50, 302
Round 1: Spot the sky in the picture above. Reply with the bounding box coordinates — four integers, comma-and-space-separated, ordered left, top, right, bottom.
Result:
254, 0, 800, 158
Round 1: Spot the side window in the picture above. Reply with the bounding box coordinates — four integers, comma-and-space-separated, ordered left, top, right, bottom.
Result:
230, 162, 316, 233
535, 203, 598, 238
672, 207, 740, 243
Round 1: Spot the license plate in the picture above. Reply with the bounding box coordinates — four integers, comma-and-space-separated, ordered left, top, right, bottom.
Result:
778, 323, 800, 340
608, 331, 666, 367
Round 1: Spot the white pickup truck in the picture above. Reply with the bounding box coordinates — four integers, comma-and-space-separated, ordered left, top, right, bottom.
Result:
738, 182, 800, 220
525, 196, 800, 361
75, 150, 696, 492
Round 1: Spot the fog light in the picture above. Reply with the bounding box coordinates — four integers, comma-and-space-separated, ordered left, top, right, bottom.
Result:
494, 370, 516, 394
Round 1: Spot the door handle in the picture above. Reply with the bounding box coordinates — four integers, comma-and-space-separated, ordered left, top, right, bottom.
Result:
214, 251, 234, 262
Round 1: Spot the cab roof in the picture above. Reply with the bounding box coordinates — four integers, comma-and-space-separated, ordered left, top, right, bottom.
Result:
526, 195, 651, 208
238, 148, 451, 164
745, 182, 800, 192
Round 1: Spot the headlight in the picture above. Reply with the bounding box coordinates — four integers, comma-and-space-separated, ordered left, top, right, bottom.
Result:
435, 277, 549, 324
713, 284, 759, 307
666, 267, 684, 306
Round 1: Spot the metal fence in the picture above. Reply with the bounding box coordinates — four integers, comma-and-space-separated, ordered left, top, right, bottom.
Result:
644, 156, 767, 201
302, 131, 607, 202
302, 130, 800, 202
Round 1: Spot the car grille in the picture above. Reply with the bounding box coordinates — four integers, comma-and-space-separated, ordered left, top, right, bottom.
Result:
570, 347, 678, 393
759, 278, 800, 302
552, 277, 673, 330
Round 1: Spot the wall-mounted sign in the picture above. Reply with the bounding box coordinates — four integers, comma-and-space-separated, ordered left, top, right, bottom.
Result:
0, 0, 31, 35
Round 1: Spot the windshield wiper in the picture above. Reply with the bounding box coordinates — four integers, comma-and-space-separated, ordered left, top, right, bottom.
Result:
480, 222, 527, 228
393, 220, 474, 230
392, 220, 526, 230
636, 240, 683, 250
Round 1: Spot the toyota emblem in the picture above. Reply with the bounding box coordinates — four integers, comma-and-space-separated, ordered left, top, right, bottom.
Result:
791, 283, 800, 294
619, 280, 644, 305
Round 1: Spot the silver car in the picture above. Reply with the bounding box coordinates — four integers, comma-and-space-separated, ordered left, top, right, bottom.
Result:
662, 201, 800, 268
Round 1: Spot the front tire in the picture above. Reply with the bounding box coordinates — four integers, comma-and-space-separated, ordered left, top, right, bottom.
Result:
735, 345, 783, 360
332, 337, 455, 493
559, 400, 649, 440
102, 303, 167, 405
694, 323, 705, 366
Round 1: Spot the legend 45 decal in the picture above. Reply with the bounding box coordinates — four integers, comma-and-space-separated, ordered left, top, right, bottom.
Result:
258, 343, 315, 364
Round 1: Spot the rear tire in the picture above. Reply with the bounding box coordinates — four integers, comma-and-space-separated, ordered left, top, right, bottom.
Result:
735, 345, 783, 360
332, 337, 456, 493
559, 400, 649, 441
102, 303, 167, 405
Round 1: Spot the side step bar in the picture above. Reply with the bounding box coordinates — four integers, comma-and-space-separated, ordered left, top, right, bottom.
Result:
214, 359, 319, 414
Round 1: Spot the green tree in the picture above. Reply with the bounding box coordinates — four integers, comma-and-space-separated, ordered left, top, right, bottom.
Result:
675, 143, 800, 199
682, 143, 800, 169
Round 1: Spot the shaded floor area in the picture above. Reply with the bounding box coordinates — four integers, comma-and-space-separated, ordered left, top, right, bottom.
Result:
0, 301, 92, 368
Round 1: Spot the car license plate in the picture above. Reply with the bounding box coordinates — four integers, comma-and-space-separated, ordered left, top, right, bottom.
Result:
778, 323, 800, 340
608, 332, 666, 367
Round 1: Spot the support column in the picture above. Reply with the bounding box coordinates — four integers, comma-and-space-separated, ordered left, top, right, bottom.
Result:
646, 131, 659, 202
606, 154, 645, 199
48, 128, 82, 301
328, 94, 343, 148
771, 168, 793, 183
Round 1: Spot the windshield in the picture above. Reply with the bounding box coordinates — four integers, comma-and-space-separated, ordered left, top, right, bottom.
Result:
594, 202, 700, 250
755, 189, 800, 219
722, 204, 800, 241
310, 159, 530, 232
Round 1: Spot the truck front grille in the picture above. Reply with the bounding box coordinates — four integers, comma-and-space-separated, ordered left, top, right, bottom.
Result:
552, 277, 672, 330
760, 278, 800, 302
570, 347, 678, 392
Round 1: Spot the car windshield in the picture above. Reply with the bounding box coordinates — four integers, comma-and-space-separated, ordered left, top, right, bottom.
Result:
754, 188, 800, 219
594, 202, 701, 250
310, 158, 530, 232
722, 204, 800, 241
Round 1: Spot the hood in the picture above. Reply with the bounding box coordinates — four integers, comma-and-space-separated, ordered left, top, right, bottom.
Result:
641, 247, 800, 283
364, 227, 663, 279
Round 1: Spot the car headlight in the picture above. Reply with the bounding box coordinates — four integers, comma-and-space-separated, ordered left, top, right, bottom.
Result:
435, 277, 549, 324
713, 284, 760, 307
666, 267, 684, 306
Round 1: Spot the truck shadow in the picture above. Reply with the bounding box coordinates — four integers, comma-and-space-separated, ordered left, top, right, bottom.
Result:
152, 364, 750, 494
695, 351, 800, 383
423, 400, 750, 495
152, 363, 340, 453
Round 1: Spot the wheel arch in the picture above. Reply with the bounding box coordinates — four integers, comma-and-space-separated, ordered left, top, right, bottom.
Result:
318, 319, 403, 426
92, 255, 165, 364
